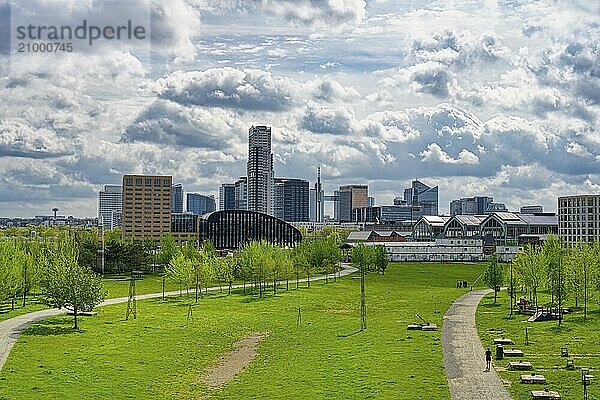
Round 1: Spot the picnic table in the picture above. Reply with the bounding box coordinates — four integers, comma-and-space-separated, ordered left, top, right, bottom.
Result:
494, 338, 514, 345
521, 374, 546, 384
531, 389, 560, 399
508, 361, 532, 371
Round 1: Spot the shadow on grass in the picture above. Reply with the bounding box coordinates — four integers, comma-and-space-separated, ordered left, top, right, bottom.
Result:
23, 317, 83, 336
480, 302, 505, 309
337, 329, 363, 338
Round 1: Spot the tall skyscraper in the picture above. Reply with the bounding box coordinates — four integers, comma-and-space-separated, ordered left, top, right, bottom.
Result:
122, 175, 172, 242
272, 178, 309, 222
219, 184, 236, 210
337, 184, 368, 222
186, 193, 216, 215
234, 177, 248, 210
403, 180, 438, 216
172, 183, 184, 213
98, 185, 122, 230
247, 126, 273, 214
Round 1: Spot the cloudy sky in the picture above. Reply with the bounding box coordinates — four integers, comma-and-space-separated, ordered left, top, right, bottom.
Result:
0, 0, 598, 217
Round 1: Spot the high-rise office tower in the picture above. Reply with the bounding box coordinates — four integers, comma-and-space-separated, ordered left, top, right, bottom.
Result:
234, 177, 248, 210
337, 184, 368, 222
219, 184, 236, 210
272, 178, 310, 222
186, 193, 216, 215
450, 196, 493, 216
172, 183, 184, 213
122, 175, 172, 242
247, 126, 274, 214
403, 180, 438, 216
98, 185, 122, 230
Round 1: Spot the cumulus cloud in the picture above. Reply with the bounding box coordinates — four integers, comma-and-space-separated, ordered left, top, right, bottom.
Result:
0, 120, 73, 158
152, 67, 302, 111
420, 143, 479, 165
300, 104, 356, 135
122, 99, 239, 149
263, 0, 366, 27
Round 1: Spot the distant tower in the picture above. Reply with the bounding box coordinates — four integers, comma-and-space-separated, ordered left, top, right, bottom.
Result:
52, 208, 58, 218
315, 167, 322, 222
247, 126, 273, 214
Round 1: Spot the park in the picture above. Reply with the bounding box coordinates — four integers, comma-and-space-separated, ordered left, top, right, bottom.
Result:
0, 227, 599, 399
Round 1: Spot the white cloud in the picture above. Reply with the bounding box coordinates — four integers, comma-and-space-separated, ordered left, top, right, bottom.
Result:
420, 143, 479, 165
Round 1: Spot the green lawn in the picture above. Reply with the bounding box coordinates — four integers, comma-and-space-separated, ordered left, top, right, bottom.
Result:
0, 273, 218, 322
477, 289, 600, 400
0, 262, 485, 400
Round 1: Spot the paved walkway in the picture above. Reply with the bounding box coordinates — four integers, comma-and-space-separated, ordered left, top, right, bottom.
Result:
0, 264, 358, 371
442, 289, 512, 400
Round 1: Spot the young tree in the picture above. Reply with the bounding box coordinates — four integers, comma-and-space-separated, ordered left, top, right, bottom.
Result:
41, 240, 105, 329
374, 245, 388, 275
157, 233, 178, 267
484, 254, 503, 304
166, 251, 193, 297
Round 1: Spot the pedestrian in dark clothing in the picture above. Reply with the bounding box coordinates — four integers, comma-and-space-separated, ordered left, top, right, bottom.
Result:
485, 348, 492, 371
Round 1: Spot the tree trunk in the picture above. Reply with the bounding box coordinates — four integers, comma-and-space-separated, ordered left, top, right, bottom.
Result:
273, 278, 276, 295
228, 281, 232, 296
494, 289, 497, 304
11, 297, 15, 311
307, 273, 310, 288
296, 273, 299, 289
286, 278, 289, 292
195, 274, 199, 303
73, 305, 78, 330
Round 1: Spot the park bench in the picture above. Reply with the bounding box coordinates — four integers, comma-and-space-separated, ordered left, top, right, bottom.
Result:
521, 374, 546, 384
531, 389, 560, 399
494, 338, 514, 345
508, 361, 533, 371
566, 358, 575, 370
560, 347, 568, 357
504, 349, 524, 357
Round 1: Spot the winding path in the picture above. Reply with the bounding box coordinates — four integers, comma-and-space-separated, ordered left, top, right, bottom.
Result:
442, 289, 512, 400
0, 264, 357, 372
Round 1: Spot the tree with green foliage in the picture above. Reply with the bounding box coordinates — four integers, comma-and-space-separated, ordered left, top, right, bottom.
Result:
157, 233, 178, 267
374, 245, 388, 275
166, 251, 193, 296
41, 240, 105, 329
513, 244, 544, 307
541, 234, 566, 306
484, 254, 503, 304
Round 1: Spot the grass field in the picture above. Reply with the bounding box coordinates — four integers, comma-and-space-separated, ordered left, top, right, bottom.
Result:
477, 289, 600, 400
0, 262, 485, 400
0, 273, 202, 323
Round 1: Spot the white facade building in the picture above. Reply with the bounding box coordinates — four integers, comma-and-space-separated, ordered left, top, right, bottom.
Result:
98, 185, 122, 229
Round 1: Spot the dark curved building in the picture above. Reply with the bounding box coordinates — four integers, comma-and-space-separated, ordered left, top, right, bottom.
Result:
199, 210, 302, 249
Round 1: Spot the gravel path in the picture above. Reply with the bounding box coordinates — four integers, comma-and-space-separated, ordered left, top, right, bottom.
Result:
0, 264, 357, 372
442, 289, 512, 400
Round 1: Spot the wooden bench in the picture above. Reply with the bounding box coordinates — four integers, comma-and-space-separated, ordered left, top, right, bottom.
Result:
494, 338, 514, 345
508, 361, 533, 371
521, 374, 546, 384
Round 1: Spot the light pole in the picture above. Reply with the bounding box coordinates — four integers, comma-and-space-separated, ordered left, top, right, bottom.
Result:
509, 260, 514, 318
99, 215, 105, 277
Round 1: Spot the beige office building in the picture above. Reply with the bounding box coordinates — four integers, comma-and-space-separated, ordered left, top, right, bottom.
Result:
122, 175, 172, 242
558, 194, 600, 246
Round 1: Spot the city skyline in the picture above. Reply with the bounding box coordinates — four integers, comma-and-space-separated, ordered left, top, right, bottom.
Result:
0, 1, 598, 217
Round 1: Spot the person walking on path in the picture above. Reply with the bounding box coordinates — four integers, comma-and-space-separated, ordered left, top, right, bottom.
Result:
485, 348, 492, 372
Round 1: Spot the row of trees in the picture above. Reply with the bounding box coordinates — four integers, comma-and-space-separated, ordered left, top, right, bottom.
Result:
0, 238, 104, 328
483, 235, 600, 323
165, 236, 344, 300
